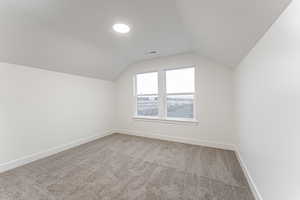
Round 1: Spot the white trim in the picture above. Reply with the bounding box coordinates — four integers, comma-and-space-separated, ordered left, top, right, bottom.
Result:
0, 130, 114, 174
132, 116, 199, 125
113, 129, 235, 150
136, 94, 158, 96
166, 92, 194, 95
234, 148, 263, 200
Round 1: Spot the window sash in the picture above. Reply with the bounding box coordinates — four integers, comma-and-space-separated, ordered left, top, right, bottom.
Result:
135, 72, 158, 95
134, 72, 158, 117
165, 67, 195, 94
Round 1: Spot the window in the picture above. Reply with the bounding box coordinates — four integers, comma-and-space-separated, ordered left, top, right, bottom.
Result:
134, 67, 196, 122
135, 72, 159, 117
165, 67, 195, 119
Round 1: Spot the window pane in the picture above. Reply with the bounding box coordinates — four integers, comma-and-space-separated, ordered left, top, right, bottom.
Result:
166, 67, 195, 93
137, 96, 159, 117
167, 95, 194, 119
136, 72, 158, 95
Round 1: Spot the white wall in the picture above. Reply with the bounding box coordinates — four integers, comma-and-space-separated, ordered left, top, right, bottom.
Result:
115, 53, 235, 147
235, 1, 300, 200
0, 62, 115, 166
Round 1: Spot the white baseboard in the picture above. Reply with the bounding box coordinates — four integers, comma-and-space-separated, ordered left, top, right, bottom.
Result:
0, 130, 114, 174
235, 148, 263, 200
113, 129, 236, 151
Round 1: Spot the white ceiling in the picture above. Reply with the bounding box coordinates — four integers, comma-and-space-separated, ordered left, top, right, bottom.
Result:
0, 0, 291, 80
176, 0, 291, 67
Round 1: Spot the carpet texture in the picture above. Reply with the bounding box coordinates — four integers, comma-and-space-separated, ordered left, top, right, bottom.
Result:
0, 133, 254, 200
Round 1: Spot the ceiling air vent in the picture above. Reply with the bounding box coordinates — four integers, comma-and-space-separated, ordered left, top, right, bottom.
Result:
146, 50, 158, 55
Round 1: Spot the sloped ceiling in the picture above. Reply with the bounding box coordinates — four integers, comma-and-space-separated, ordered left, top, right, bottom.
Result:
0, 0, 291, 80
176, 0, 291, 67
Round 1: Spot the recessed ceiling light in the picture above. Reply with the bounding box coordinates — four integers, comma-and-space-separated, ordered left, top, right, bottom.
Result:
113, 23, 130, 34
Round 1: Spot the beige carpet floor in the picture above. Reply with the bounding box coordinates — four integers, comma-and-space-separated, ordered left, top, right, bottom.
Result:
0, 133, 254, 200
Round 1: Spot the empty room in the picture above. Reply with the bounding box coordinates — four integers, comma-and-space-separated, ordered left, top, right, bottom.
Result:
0, 0, 298, 200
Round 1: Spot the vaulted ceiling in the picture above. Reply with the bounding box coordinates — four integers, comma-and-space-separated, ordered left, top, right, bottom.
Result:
0, 0, 291, 80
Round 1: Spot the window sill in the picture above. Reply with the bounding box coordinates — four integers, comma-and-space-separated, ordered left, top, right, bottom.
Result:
132, 116, 199, 125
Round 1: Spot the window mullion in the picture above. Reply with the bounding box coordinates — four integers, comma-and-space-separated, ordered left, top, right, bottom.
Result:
158, 69, 165, 119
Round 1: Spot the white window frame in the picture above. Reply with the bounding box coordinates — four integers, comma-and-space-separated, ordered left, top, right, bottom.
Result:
133, 66, 198, 124
134, 71, 159, 119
